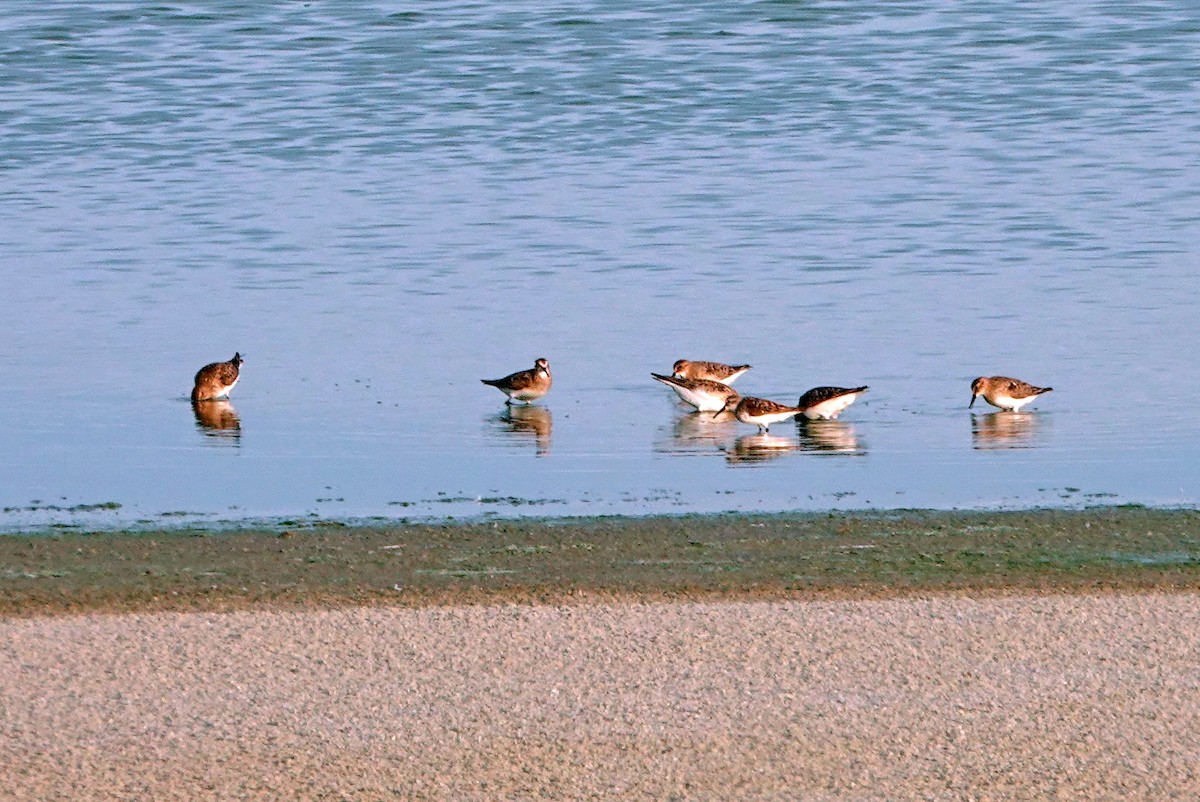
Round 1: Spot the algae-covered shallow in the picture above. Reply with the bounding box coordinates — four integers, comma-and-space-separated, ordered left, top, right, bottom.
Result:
3, 506, 1199, 617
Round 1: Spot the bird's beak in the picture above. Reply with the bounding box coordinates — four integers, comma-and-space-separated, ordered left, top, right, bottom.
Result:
968, 394, 976, 409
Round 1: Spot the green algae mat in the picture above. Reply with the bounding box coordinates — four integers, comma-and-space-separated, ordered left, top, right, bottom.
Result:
3, 507, 1200, 616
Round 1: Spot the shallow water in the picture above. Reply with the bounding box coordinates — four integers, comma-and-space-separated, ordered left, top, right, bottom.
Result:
2, 1, 1199, 529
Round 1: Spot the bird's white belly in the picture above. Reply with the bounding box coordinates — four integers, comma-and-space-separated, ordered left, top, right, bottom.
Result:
216, 377, 238, 398
740, 410, 798, 427
991, 393, 1031, 411
671, 385, 727, 412
803, 393, 858, 420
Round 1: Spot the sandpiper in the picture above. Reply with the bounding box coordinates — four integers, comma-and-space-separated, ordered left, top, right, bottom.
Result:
651, 372, 740, 412
796, 385, 868, 420
481, 357, 552, 404
718, 395, 804, 433
969, 376, 1053, 412
191, 352, 243, 401
671, 359, 751, 385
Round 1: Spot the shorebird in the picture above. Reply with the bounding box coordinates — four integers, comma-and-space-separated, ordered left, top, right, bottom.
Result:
717, 395, 804, 433
481, 357, 552, 404
191, 352, 243, 401
651, 372, 740, 412
969, 376, 1053, 412
671, 359, 751, 385
796, 386, 868, 420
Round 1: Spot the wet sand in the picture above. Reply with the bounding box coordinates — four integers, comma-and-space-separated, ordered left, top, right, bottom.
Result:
3, 509, 1200, 799
3, 592, 1200, 800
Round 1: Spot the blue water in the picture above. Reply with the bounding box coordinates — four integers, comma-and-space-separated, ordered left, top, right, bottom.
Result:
2, 1, 1199, 530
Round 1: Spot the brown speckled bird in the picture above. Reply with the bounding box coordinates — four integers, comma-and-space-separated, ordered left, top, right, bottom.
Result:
191, 353, 243, 402
718, 395, 804, 433
969, 376, 1053, 412
651, 373, 741, 412
796, 386, 868, 420
671, 359, 751, 385
482, 358, 552, 404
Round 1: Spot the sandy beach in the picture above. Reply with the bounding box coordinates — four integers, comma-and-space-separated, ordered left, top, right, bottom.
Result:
3, 590, 1199, 800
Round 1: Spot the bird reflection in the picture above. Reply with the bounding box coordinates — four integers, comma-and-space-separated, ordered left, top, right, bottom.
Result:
192, 400, 241, 444
492, 405, 553, 455
654, 410, 739, 454
725, 433, 798, 465
796, 419, 866, 455
971, 411, 1039, 450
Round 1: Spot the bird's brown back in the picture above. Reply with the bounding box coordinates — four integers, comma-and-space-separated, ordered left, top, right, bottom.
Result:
738, 396, 800, 416
797, 386, 868, 408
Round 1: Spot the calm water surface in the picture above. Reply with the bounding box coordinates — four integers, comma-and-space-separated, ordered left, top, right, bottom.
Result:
2, 1, 1199, 529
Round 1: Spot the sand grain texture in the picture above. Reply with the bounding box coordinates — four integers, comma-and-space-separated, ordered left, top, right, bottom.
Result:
3, 593, 1199, 800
